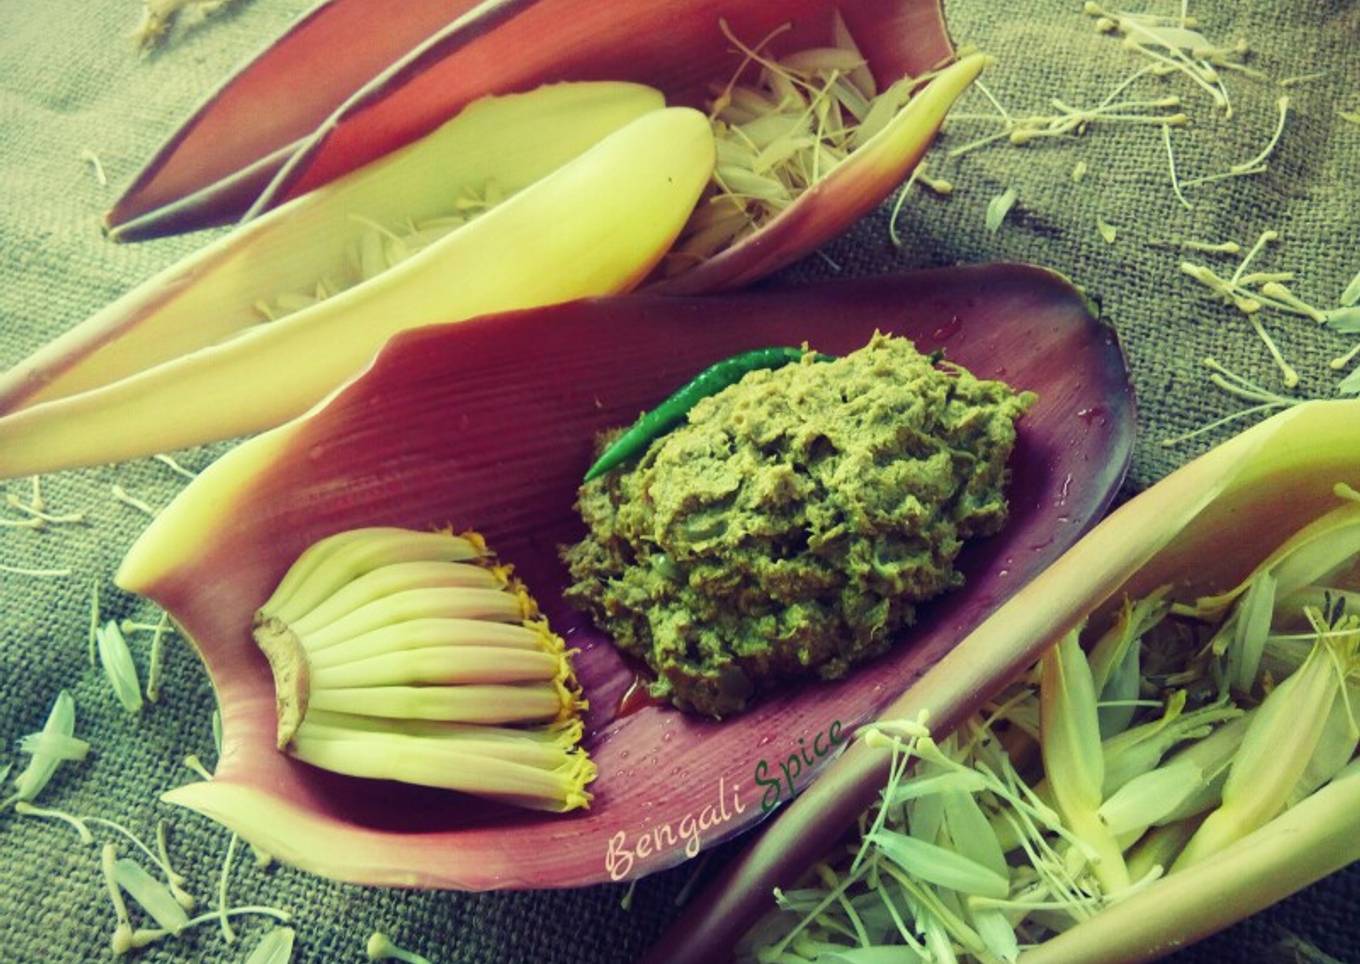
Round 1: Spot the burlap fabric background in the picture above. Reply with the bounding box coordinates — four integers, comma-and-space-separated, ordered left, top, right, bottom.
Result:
1, 0, 1357, 961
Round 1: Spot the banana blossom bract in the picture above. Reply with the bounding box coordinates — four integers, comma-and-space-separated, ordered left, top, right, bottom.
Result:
103, 0, 955, 263
654, 399, 1360, 963
0, 95, 715, 479
113, 265, 1133, 891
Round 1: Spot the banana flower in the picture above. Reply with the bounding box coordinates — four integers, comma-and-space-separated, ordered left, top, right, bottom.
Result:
114, 265, 1132, 889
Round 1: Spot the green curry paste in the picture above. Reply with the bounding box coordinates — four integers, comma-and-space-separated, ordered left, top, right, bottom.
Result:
562, 333, 1035, 718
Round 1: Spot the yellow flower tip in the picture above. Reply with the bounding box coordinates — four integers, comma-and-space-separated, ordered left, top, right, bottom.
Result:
548, 718, 586, 748
444, 528, 491, 559
553, 675, 589, 721
541, 752, 597, 812
525, 617, 568, 654
569, 751, 598, 783
562, 779, 596, 813
552, 650, 583, 689
865, 714, 930, 744
504, 577, 540, 620
814, 862, 842, 889
488, 563, 516, 588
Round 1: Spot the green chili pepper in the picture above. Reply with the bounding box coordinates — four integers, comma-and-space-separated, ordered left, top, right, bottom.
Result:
583, 346, 834, 483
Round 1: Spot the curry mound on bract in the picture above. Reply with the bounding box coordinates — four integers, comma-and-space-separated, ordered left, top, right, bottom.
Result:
562, 332, 1035, 718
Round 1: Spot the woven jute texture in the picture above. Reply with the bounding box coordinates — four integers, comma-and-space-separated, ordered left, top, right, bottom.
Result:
0, 0, 1357, 961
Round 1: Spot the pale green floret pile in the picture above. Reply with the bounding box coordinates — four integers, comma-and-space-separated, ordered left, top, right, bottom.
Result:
254, 526, 595, 812
665, 13, 960, 276
743, 484, 1360, 962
